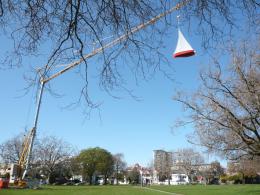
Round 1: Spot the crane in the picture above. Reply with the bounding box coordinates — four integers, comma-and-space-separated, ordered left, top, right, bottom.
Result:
9, 0, 190, 187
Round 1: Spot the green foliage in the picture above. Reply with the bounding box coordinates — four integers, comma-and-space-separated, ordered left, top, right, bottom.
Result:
158, 174, 167, 182
116, 172, 125, 181
192, 175, 198, 182
127, 167, 140, 184
220, 174, 228, 184
227, 174, 243, 184
78, 147, 114, 185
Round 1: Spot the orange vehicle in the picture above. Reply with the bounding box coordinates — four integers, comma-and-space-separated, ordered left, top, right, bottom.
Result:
0, 178, 9, 189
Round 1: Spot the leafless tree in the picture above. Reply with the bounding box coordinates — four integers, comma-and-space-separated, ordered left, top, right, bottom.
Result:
0, 133, 75, 182
174, 41, 260, 160
34, 135, 75, 183
201, 161, 224, 184
0, 134, 24, 164
0, 0, 259, 107
179, 0, 260, 48
228, 157, 260, 183
173, 148, 204, 180
113, 153, 126, 184
0, 132, 39, 165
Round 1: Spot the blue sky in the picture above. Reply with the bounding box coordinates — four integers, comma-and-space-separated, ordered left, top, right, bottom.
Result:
0, 11, 239, 167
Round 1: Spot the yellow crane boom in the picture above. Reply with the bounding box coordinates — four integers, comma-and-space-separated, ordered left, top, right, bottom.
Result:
13, 0, 190, 187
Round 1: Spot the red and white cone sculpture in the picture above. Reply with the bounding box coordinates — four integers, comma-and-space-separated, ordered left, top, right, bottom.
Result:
173, 29, 195, 58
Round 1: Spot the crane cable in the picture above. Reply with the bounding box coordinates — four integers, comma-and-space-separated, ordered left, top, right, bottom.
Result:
20, 0, 192, 180
43, 0, 191, 84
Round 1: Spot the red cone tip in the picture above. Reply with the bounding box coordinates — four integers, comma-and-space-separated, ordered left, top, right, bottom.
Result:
173, 50, 195, 58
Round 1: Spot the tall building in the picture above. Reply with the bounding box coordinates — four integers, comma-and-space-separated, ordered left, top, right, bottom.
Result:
153, 150, 173, 180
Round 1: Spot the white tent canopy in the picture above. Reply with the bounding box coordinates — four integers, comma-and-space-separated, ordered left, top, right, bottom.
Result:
173, 29, 195, 58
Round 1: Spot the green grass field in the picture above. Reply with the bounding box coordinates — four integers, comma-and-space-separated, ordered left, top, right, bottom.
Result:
0, 185, 260, 195
150, 184, 260, 195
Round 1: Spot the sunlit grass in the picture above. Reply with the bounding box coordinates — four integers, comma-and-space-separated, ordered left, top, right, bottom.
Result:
150, 184, 260, 195
0, 184, 260, 195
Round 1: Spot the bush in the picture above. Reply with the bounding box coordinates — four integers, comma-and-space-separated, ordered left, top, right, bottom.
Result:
227, 174, 242, 184
220, 175, 228, 184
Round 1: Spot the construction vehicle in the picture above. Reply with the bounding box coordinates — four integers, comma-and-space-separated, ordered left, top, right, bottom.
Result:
7, 83, 44, 188
3, 0, 189, 189
13, 127, 37, 187
6, 127, 37, 188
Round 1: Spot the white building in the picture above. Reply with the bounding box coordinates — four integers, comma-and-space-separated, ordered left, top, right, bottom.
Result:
170, 174, 189, 185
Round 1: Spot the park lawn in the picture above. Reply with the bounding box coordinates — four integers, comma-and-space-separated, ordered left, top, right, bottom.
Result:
0, 185, 259, 195
150, 184, 260, 195
0, 185, 162, 195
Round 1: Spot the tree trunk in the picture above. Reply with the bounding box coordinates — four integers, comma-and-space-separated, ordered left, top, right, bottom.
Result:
242, 173, 245, 184
47, 174, 50, 184
116, 167, 119, 185
104, 175, 107, 185
48, 171, 55, 184
89, 174, 93, 185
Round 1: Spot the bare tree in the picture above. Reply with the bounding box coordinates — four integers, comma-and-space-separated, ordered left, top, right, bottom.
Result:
34, 135, 74, 183
174, 41, 260, 160
0, 132, 38, 165
0, 134, 23, 164
202, 161, 224, 184
228, 157, 260, 184
113, 153, 126, 184
0, 0, 259, 106
173, 148, 204, 181
0, 133, 74, 183
179, 1, 260, 48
